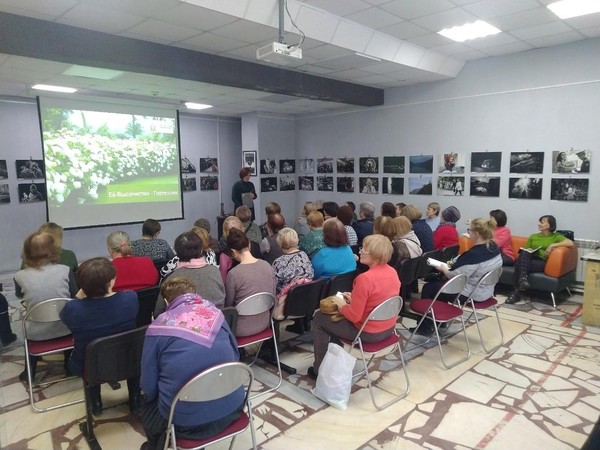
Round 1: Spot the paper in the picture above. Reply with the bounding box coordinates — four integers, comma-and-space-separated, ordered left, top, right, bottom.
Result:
519, 246, 541, 254
427, 257, 449, 271
241, 192, 254, 208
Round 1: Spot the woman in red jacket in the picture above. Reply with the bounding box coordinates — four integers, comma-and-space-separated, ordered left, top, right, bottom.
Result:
108, 231, 158, 291
433, 206, 461, 250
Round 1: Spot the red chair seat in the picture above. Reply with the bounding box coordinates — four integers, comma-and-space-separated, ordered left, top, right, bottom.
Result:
470, 297, 497, 309
410, 299, 463, 321
236, 328, 272, 347
340, 334, 400, 353
27, 335, 74, 355
176, 413, 250, 449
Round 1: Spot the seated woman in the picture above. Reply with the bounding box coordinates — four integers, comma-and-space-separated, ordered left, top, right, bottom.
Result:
224, 229, 276, 337
155, 231, 225, 317
294, 201, 318, 238
272, 228, 314, 294
433, 206, 461, 250
193, 218, 221, 259
14, 231, 78, 381
108, 231, 158, 291
337, 205, 358, 246
131, 218, 176, 262
401, 205, 433, 253
311, 218, 356, 280
505, 215, 574, 304
60, 257, 140, 416
160, 226, 217, 279
380, 201, 397, 218
308, 234, 400, 378
219, 216, 261, 282
416, 218, 503, 336
38, 222, 78, 273
391, 216, 423, 264
235, 205, 262, 245
140, 277, 242, 450
489, 209, 515, 266
299, 210, 325, 257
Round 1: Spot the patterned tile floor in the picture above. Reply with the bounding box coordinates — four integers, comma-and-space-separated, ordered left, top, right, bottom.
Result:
1, 273, 599, 450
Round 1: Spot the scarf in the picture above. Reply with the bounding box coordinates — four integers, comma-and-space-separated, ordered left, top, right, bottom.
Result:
177, 257, 208, 269
146, 293, 223, 347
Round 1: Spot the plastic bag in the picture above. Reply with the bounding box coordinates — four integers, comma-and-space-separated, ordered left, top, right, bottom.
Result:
312, 342, 356, 410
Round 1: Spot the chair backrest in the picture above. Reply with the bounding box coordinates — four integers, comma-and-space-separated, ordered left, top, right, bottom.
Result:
396, 257, 421, 287
136, 286, 160, 327
23, 297, 71, 338
470, 267, 502, 300
416, 249, 443, 278
441, 245, 459, 262
284, 278, 327, 318
84, 326, 147, 386
354, 296, 403, 338
325, 270, 358, 297
236, 292, 275, 317
434, 274, 468, 301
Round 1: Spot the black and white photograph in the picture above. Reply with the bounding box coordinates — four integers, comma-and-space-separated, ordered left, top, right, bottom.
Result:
242, 151, 257, 176
359, 177, 378, 194
317, 158, 333, 173
181, 176, 197, 192
317, 176, 333, 191
359, 157, 379, 174
199, 176, 218, 191
437, 176, 465, 196
552, 149, 591, 173
298, 158, 315, 174
0, 183, 10, 203
280, 175, 296, 191
16, 159, 45, 179
279, 159, 295, 174
409, 176, 433, 195
471, 152, 502, 173
180, 157, 196, 173
337, 176, 354, 193
438, 153, 466, 173
260, 158, 277, 174
551, 178, 589, 201
336, 157, 355, 173
510, 152, 544, 174
18, 182, 46, 202
409, 155, 434, 174
199, 157, 219, 173
0, 160, 7, 179
299, 176, 314, 191
261, 177, 277, 192
470, 176, 501, 197
509, 177, 542, 200
383, 156, 405, 174
382, 177, 404, 195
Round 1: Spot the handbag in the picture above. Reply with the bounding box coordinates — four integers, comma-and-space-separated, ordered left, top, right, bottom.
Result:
311, 342, 356, 410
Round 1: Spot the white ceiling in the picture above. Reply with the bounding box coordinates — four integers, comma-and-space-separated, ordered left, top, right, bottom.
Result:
1, 0, 599, 117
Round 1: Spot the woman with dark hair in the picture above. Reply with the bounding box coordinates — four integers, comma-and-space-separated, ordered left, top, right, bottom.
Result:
489, 209, 515, 266
60, 257, 140, 416
311, 218, 356, 279
336, 205, 357, 246
231, 167, 257, 220
380, 202, 397, 218
107, 231, 158, 291
224, 229, 276, 337
131, 218, 175, 262
505, 215, 574, 304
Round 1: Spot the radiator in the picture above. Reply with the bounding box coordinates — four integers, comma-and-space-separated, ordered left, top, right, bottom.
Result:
572, 238, 600, 293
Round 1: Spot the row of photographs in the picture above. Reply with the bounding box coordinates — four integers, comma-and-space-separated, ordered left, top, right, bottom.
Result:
256, 175, 589, 202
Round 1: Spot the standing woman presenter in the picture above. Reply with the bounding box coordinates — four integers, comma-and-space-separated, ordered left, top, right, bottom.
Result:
231, 167, 257, 220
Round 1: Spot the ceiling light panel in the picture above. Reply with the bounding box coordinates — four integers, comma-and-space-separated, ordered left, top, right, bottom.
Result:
438, 20, 502, 42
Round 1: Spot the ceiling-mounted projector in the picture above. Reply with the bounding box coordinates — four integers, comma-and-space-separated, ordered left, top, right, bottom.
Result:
256, 42, 302, 65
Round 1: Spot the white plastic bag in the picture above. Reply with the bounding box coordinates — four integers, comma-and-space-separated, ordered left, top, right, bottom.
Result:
312, 342, 356, 410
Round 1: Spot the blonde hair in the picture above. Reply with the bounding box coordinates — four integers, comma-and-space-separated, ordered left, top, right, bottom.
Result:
190, 226, 210, 250
276, 227, 299, 251
222, 216, 243, 239
393, 216, 413, 237
401, 205, 422, 221
160, 277, 196, 303
470, 218, 496, 242
38, 222, 64, 248
107, 231, 132, 256
373, 215, 392, 238
301, 201, 317, 217
363, 234, 393, 265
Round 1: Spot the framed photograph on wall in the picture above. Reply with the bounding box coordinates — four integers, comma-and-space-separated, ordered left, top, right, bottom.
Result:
298, 158, 315, 174
337, 176, 354, 193
317, 158, 333, 173
470, 176, 500, 197
261, 177, 277, 192
437, 176, 465, 196
0, 183, 10, 203
181, 157, 196, 173
510, 152, 544, 174
551, 178, 588, 201
199, 176, 218, 191
279, 159, 295, 174
359, 157, 379, 174
181, 176, 197, 192
0, 160, 7, 179
508, 177, 542, 199
16, 159, 45, 179
199, 157, 219, 173
409, 155, 433, 174
359, 177, 378, 194
260, 158, 277, 174
382, 177, 404, 195
18, 182, 46, 202
280, 175, 296, 191
242, 151, 257, 176
408, 176, 433, 195
383, 156, 404, 174
552, 149, 591, 173
336, 157, 355, 173
299, 176, 314, 191
471, 152, 501, 173
317, 176, 333, 191
438, 153, 465, 174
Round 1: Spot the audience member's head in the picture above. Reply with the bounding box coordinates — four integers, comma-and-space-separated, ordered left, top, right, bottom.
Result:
190, 226, 210, 252
362, 234, 393, 265
301, 201, 317, 217
239, 167, 251, 180
394, 216, 413, 237
469, 218, 495, 242
22, 232, 59, 268
401, 205, 422, 222
76, 257, 117, 298
380, 202, 397, 218
337, 205, 354, 227
540, 214, 557, 232
141, 218, 161, 237
267, 213, 286, 234
160, 277, 196, 304
276, 227, 299, 252
37, 222, 64, 248
107, 231, 132, 257
441, 206, 461, 224
264, 202, 281, 217
322, 201, 339, 219
307, 211, 325, 229
395, 203, 406, 216
359, 202, 375, 220
426, 202, 441, 218
235, 205, 253, 224
193, 218, 211, 235
489, 209, 507, 227
222, 216, 243, 239
174, 231, 203, 262
226, 228, 250, 252
374, 216, 394, 241
323, 218, 348, 247
346, 201, 356, 212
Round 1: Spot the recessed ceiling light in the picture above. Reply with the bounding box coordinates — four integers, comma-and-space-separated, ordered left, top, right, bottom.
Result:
438, 20, 501, 42
547, 0, 600, 19
183, 102, 213, 110
31, 84, 78, 93
63, 65, 125, 80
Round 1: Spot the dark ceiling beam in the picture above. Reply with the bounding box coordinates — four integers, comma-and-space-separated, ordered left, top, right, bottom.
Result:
0, 12, 383, 106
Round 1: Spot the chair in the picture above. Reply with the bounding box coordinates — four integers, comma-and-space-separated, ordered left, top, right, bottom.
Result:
416, 249, 444, 280
324, 270, 358, 297
22, 297, 84, 413
441, 245, 459, 263
280, 278, 327, 333
163, 362, 256, 450
135, 285, 160, 326
235, 292, 281, 398
462, 267, 504, 354
79, 326, 147, 450
222, 307, 239, 334
406, 274, 471, 369
396, 257, 422, 302
339, 296, 410, 410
